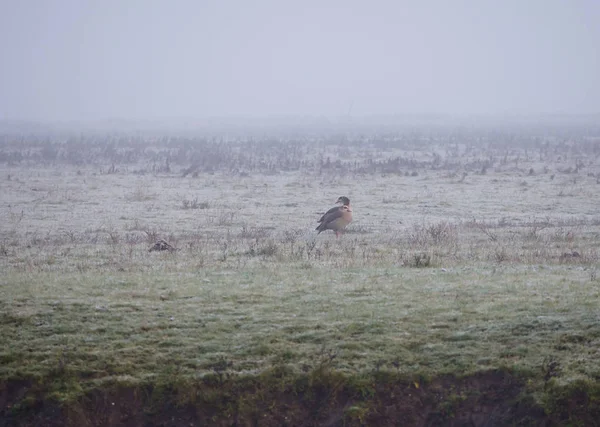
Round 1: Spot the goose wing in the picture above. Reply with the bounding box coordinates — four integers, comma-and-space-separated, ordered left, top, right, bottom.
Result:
318, 206, 342, 223
316, 208, 344, 232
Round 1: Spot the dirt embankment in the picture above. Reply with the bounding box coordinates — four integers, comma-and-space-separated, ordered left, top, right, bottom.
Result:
1, 370, 598, 426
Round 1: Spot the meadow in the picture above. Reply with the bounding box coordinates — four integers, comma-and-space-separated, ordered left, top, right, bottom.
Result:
1, 120, 600, 425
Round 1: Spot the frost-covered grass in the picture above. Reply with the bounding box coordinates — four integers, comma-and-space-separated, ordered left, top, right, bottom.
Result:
1, 134, 600, 405
2, 263, 600, 394
0, 264, 600, 404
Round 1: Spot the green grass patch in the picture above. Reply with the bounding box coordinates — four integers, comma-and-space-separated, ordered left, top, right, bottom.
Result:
2, 266, 599, 392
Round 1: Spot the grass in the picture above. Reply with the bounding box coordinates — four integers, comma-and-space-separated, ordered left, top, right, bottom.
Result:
2, 262, 600, 397
1, 127, 600, 423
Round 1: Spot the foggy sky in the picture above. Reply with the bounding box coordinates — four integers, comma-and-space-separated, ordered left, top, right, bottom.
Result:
1, 0, 599, 121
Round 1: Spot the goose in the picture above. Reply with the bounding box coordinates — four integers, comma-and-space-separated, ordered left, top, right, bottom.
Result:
316, 197, 353, 237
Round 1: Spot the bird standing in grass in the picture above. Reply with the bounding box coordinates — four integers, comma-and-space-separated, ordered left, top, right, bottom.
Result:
317, 196, 350, 223
316, 197, 353, 237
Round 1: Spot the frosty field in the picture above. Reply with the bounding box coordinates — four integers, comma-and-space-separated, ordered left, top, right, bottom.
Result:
1, 124, 600, 425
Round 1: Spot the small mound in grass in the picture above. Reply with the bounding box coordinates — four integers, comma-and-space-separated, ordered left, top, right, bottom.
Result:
148, 239, 177, 252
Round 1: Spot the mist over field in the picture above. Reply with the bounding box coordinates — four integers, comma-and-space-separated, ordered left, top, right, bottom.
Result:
1, 0, 599, 123
2, 2, 600, 426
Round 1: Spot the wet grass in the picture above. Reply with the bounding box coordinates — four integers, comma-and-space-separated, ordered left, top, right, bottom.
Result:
2, 262, 600, 404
